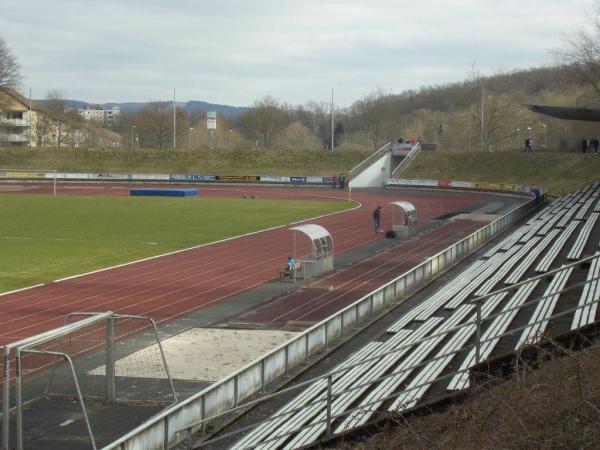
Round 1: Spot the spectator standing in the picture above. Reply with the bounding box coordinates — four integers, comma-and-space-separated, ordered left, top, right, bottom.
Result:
582, 138, 588, 153
339, 174, 345, 190
372, 206, 382, 234
332, 174, 338, 189
525, 138, 532, 152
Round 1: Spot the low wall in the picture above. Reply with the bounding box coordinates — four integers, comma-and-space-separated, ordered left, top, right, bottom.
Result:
0, 170, 334, 186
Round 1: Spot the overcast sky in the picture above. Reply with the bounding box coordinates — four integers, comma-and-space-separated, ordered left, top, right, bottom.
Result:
1, 0, 595, 107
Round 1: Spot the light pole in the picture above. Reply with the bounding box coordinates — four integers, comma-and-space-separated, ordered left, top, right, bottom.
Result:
131, 125, 136, 150
542, 123, 547, 150
189, 127, 194, 149
516, 128, 520, 152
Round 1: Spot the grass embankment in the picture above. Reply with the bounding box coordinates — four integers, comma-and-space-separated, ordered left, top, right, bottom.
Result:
342, 343, 600, 449
403, 151, 600, 196
0, 147, 370, 176
0, 195, 354, 293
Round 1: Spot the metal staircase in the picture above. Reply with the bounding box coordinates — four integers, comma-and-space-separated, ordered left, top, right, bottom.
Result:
391, 142, 421, 178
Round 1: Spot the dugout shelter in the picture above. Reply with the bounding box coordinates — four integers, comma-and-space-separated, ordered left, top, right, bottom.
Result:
289, 224, 334, 278
389, 200, 417, 239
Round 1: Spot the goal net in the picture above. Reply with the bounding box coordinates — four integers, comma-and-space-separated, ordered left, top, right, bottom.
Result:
1, 311, 176, 450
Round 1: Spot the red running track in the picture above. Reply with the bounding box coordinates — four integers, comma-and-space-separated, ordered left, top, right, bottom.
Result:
228, 219, 484, 329
0, 184, 483, 346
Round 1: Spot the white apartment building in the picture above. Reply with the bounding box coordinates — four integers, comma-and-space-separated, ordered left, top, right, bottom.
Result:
78, 105, 120, 129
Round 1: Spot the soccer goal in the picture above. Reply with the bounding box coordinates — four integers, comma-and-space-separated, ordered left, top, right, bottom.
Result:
0, 168, 58, 195
1, 311, 176, 450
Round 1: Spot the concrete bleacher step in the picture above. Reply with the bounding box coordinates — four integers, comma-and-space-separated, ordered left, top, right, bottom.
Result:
447, 280, 540, 391
445, 247, 520, 310
517, 267, 574, 347
538, 208, 568, 236
535, 221, 580, 273
572, 253, 600, 330
335, 305, 475, 432
385, 260, 486, 333
575, 198, 595, 221
526, 201, 555, 225
567, 213, 599, 260
414, 259, 488, 320
236, 324, 425, 450
390, 293, 507, 412
505, 230, 560, 285
230, 341, 384, 450
483, 231, 523, 258
278, 321, 439, 450
557, 203, 581, 228
474, 237, 541, 296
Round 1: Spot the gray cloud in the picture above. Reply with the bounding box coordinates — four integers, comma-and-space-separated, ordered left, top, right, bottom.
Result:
1, 0, 594, 106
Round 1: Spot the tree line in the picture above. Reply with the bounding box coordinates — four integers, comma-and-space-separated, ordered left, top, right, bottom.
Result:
3, 9, 600, 153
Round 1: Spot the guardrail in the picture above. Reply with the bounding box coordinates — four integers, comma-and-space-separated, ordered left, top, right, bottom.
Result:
348, 142, 391, 180
391, 142, 421, 177
100, 191, 543, 450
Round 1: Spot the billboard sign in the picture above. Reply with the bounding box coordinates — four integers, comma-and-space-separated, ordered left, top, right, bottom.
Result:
207, 111, 217, 130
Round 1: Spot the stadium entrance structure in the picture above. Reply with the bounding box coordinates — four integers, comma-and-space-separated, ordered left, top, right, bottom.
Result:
348, 141, 429, 188
1, 311, 176, 450
289, 224, 334, 279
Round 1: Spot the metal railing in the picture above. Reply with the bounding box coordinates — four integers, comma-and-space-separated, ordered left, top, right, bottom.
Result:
391, 142, 421, 177
0, 119, 30, 127
183, 254, 600, 450
348, 142, 391, 180
100, 192, 542, 450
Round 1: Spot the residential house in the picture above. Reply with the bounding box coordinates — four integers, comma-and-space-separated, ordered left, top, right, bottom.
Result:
0, 87, 40, 147
0, 87, 122, 148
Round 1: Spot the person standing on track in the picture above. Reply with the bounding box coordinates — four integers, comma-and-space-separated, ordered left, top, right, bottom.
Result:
372, 206, 382, 234
332, 174, 338, 189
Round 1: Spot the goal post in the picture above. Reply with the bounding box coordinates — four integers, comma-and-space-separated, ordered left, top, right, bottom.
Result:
0, 168, 57, 196
1, 311, 176, 450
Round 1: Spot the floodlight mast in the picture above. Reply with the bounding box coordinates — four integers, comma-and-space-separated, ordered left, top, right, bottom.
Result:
173, 88, 176, 149
331, 88, 334, 151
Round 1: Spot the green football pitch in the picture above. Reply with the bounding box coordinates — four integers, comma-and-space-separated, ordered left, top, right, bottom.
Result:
0, 195, 354, 293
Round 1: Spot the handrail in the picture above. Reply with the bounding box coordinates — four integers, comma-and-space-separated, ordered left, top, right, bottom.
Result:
100, 190, 541, 450
348, 142, 391, 179
391, 142, 421, 177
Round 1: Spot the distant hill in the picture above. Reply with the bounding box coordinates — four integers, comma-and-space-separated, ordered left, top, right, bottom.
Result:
39, 99, 248, 118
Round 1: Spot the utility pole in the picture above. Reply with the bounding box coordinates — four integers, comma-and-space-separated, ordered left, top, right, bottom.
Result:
29, 87, 32, 147
173, 88, 176, 149
480, 85, 485, 151
331, 88, 334, 151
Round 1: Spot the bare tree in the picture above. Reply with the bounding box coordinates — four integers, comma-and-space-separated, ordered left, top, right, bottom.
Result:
238, 96, 287, 147
349, 88, 394, 151
273, 121, 322, 150
135, 103, 172, 149
0, 38, 22, 118
0, 37, 22, 90
45, 90, 83, 149
557, 2, 600, 100
31, 109, 53, 147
